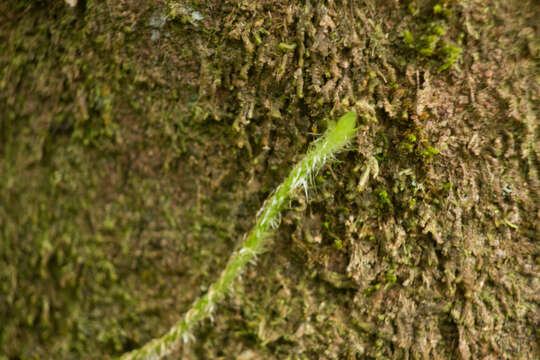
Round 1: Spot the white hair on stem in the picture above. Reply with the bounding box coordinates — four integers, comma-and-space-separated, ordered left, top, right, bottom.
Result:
117, 111, 359, 360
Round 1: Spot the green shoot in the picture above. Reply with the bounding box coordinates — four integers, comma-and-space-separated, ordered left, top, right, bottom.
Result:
118, 111, 358, 360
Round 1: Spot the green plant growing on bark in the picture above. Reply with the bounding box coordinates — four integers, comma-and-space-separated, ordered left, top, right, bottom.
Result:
118, 111, 359, 360
402, 0, 463, 72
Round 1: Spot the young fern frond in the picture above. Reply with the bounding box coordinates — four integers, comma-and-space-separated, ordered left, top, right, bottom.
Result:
118, 111, 358, 360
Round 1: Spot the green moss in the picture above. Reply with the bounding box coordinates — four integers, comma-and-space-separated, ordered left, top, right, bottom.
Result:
437, 42, 463, 72
400, 133, 418, 154
378, 190, 391, 207
402, 0, 463, 72
385, 270, 397, 284
433, 2, 452, 18
278, 42, 297, 52
417, 145, 440, 164
403, 30, 414, 46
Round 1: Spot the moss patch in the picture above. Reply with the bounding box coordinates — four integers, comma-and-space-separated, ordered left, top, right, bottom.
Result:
1, 0, 538, 359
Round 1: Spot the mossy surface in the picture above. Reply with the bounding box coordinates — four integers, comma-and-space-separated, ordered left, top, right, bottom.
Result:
1, 0, 538, 359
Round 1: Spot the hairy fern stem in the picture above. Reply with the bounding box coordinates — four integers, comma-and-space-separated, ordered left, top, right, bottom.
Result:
119, 111, 358, 360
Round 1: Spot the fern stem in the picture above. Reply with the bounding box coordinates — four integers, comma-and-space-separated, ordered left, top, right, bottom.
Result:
118, 111, 358, 360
